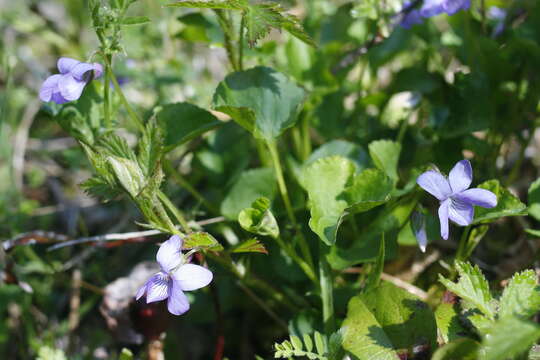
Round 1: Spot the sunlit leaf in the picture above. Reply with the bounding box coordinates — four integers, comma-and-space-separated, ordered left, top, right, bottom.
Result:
213, 66, 305, 141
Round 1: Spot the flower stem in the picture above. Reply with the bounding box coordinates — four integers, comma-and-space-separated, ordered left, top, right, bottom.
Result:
319, 242, 335, 335
275, 236, 317, 284
102, 55, 145, 133
164, 159, 220, 215
157, 190, 191, 235
103, 54, 112, 128
266, 140, 314, 269
455, 225, 472, 263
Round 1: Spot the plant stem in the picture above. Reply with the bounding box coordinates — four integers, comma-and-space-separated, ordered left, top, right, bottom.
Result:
266, 140, 314, 269
103, 54, 112, 128
164, 159, 220, 215
319, 242, 335, 334
275, 236, 317, 284
215, 10, 239, 71
157, 190, 191, 234
238, 14, 245, 71
102, 55, 145, 132
455, 225, 472, 263
301, 114, 311, 161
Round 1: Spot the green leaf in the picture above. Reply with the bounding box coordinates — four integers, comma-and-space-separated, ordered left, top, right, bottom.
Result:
528, 178, 540, 221
121, 16, 150, 25
165, 0, 242, 9
480, 317, 540, 360
368, 140, 401, 183
238, 197, 279, 239
473, 180, 527, 224
314, 331, 325, 355
80, 176, 122, 200
432, 338, 479, 360
341, 295, 400, 360
359, 281, 438, 350
305, 140, 369, 171
301, 156, 356, 245
439, 261, 496, 320
221, 168, 276, 220
435, 302, 469, 344
183, 232, 223, 251
119, 348, 134, 360
156, 102, 222, 151
526, 228, 540, 237
499, 270, 540, 319
344, 168, 393, 213
364, 234, 385, 293
137, 119, 163, 177
230, 238, 267, 254
213, 66, 306, 141
106, 156, 146, 198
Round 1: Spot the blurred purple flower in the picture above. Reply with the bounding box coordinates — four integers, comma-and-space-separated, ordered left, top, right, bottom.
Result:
399, 0, 470, 28
39, 57, 103, 104
417, 160, 497, 240
136, 235, 213, 316
488, 6, 507, 37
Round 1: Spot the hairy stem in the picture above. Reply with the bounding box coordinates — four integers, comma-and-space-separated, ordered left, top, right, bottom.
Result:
157, 190, 191, 234
103, 54, 112, 128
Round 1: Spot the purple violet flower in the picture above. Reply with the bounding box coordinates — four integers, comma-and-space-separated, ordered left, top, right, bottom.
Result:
411, 211, 428, 252
399, 0, 471, 28
39, 57, 103, 104
416, 160, 497, 240
136, 235, 213, 316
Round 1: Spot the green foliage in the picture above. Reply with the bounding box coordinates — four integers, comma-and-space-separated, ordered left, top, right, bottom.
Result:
156, 102, 222, 151
480, 317, 540, 360
434, 302, 468, 344
432, 338, 479, 360
183, 231, 224, 251
213, 66, 306, 141
238, 197, 279, 239
301, 156, 355, 245
342, 281, 436, 359
274, 331, 335, 359
439, 261, 496, 320
230, 238, 267, 254
368, 139, 401, 183
166, 0, 315, 46
220, 168, 276, 220
474, 180, 528, 224
528, 178, 540, 221
498, 270, 540, 319
363, 234, 385, 293
301, 156, 393, 245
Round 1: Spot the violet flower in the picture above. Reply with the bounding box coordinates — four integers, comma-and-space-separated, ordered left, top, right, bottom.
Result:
39, 57, 103, 104
399, 0, 470, 28
136, 235, 213, 316
417, 160, 497, 240
411, 211, 428, 252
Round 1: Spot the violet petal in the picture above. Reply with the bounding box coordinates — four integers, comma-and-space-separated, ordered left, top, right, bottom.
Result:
455, 188, 497, 208
172, 264, 213, 291
449, 160, 472, 193
167, 280, 190, 315
448, 198, 474, 226
57, 57, 80, 74
438, 199, 450, 240
70, 62, 95, 81
417, 170, 452, 201
156, 235, 182, 273
39, 74, 62, 102
145, 272, 170, 303
58, 74, 86, 101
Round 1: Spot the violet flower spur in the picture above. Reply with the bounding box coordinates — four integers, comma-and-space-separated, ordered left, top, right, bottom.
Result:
39, 57, 103, 104
136, 235, 213, 315
416, 160, 497, 240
